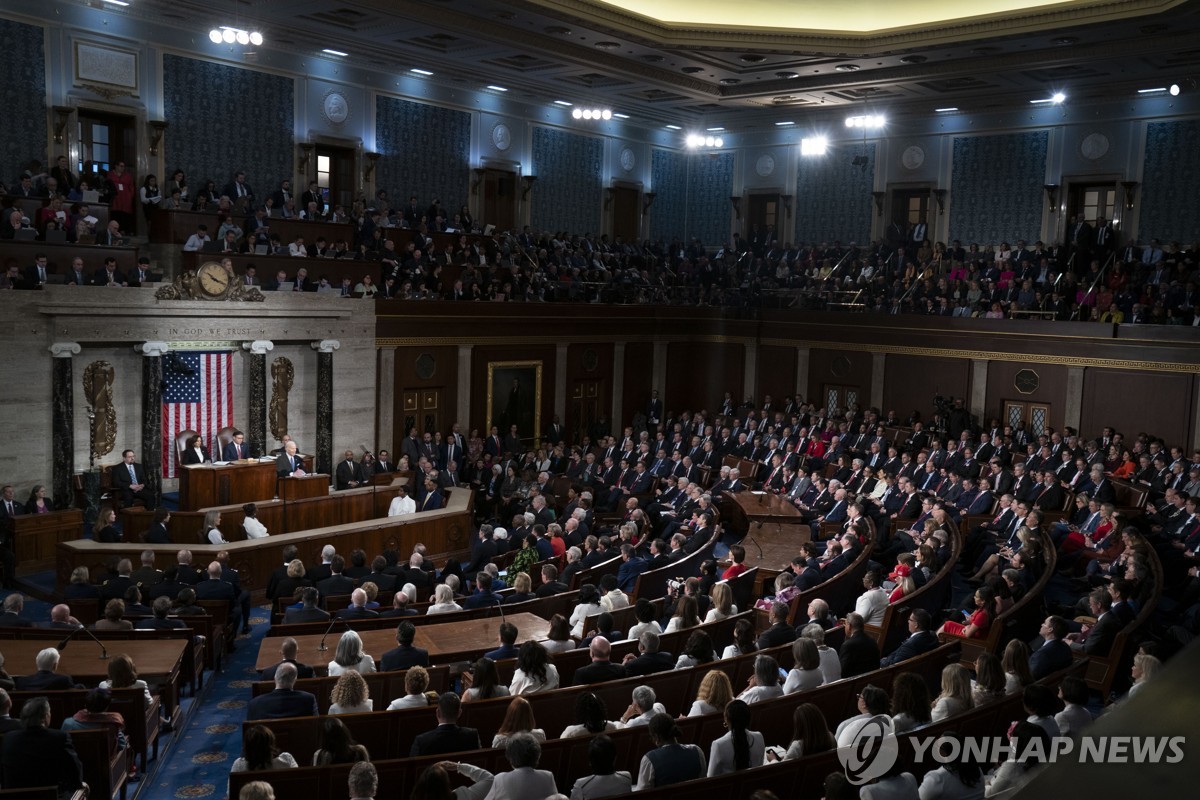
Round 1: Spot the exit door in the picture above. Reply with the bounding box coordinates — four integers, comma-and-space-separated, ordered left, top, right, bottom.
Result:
610, 187, 639, 243
316, 145, 356, 210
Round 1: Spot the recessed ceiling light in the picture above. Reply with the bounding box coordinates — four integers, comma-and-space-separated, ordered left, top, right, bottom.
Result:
739, 54, 766, 63
665, 124, 681, 130
612, 113, 629, 119
719, 78, 741, 85
1137, 87, 1167, 94
682, 67, 704, 74
410, 68, 433, 76
775, 121, 795, 126
553, 100, 573, 106
935, 107, 959, 112
900, 55, 927, 64
322, 49, 349, 57
835, 64, 861, 72
706, 126, 725, 131
594, 41, 620, 49
1170, 83, 1181, 96
775, 71, 799, 79
487, 85, 507, 92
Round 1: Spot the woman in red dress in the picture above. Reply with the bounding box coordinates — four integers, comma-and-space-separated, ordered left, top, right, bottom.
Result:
939, 585, 993, 639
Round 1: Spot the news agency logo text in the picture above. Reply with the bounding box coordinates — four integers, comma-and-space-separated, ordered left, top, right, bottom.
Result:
837, 716, 1186, 785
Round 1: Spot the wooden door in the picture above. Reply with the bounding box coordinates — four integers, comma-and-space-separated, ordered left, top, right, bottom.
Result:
483, 169, 517, 232
570, 380, 603, 445
402, 389, 442, 439
823, 384, 861, 415
316, 145, 356, 210
77, 109, 137, 179
891, 188, 931, 240
1002, 400, 1052, 438
747, 194, 780, 248
1067, 183, 1117, 228
610, 187, 639, 243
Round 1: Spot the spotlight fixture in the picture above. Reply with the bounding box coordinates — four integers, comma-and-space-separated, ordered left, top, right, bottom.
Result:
211, 26, 264, 46
569, 106, 615, 121
1052, 92, 1066, 103
685, 134, 725, 148
800, 137, 828, 156
845, 114, 886, 128
1170, 83, 1181, 95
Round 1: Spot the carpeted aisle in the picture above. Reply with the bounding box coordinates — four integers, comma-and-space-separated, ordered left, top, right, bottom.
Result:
153, 604, 271, 800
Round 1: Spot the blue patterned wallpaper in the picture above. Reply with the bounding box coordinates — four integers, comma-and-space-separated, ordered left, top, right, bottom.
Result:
163, 55, 294, 194
687, 151, 735, 247
530, 126, 603, 234
650, 148, 687, 243
1139, 120, 1200, 243
794, 142, 876, 246
0, 19, 47, 184
950, 131, 1047, 244
375, 95, 470, 214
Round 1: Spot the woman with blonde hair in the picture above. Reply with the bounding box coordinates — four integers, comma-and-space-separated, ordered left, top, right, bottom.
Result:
491, 696, 546, 749
1127, 653, 1161, 700
703, 582, 736, 623
427, 583, 463, 614
687, 669, 733, 717
931, 663, 975, 722
328, 630, 376, 676
329, 670, 372, 714
93, 507, 122, 543
202, 509, 226, 544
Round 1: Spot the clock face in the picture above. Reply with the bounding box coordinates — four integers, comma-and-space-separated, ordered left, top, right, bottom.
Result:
196, 262, 231, 298
901, 145, 925, 170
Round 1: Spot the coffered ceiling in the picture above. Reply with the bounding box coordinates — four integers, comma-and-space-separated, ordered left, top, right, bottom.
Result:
117, 0, 1200, 131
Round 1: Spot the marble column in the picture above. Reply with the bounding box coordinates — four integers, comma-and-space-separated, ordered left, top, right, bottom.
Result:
243, 340, 274, 457
138, 341, 169, 508
612, 342, 626, 428
970, 359, 989, 421
377, 346, 396, 455
49, 342, 80, 511
457, 345, 473, 427
312, 340, 340, 480
796, 346, 811, 401
870, 352, 886, 410
743, 343, 757, 404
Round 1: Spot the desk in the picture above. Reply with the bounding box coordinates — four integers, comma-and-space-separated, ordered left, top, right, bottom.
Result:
721, 490, 802, 532
152, 209, 353, 248
0, 239, 139, 275
255, 612, 551, 672
739, 522, 812, 595
8, 197, 111, 231
0, 638, 186, 718
12, 509, 84, 572
178, 460, 281, 510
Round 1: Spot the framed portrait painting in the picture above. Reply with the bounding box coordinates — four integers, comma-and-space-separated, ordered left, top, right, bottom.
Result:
487, 360, 542, 445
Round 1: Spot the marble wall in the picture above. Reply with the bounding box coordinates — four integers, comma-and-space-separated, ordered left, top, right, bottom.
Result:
0, 291, 375, 501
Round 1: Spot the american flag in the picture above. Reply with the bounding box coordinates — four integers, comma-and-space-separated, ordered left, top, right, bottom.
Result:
162, 351, 233, 478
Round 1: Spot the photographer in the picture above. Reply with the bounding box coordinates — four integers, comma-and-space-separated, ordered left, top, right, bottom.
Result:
659, 576, 711, 626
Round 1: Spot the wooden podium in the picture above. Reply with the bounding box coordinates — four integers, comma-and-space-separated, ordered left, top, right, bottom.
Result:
721, 490, 802, 530
278, 474, 331, 502
12, 509, 84, 572
178, 460, 278, 510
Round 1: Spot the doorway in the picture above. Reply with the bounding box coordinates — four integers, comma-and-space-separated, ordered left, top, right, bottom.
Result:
1066, 183, 1117, 227
891, 187, 932, 242
823, 384, 861, 415
76, 109, 136, 180
746, 193, 780, 251
315, 145, 356, 211
482, 169, 517, 232
609, 186, 639, 243
401, 388, 443, 440
570, 380, 603, 445
1002, 400, 1052, 439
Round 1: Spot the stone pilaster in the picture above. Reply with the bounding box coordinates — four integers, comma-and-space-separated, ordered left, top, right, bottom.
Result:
137, 341, 170, 508
243, 340, 274, 457
376, 346, 396, 456
49, 342, 80, 511
312, 340, 341, 480
612, 342, 626, 428
457, 344, 473, 428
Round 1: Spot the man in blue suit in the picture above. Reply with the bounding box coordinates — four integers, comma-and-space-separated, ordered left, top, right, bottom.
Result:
880, 609, 939, 666
484, 622, 520, 661
1029, 616, 1074, 679
616, 543, 649, 593
381, 622, 430, 671
221, 430, 251, 461
419, 478, 444, 511
246, 663, 317, 719
811, 487, 848, 541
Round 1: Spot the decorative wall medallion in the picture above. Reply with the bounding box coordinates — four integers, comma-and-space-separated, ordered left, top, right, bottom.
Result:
491, 123, 512, 151
619, 147, 636, 172
1080, 132, 1109, 161
901, 145, 925, 170
322, 90, 350, 125
1015, 369, 1040, 395
415, 352, 437, 380
755, 153, 776, 177
582, 348, 599, 372
831, 355, 852, 377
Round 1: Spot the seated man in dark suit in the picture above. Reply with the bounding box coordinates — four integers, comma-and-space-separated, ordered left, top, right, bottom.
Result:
462, 572, 503, 609
134, 597, 188, 630
534, 563, 569, 597
259, 637, 316, 682
0, 593, 34, 628
573, 637, 628, 685
410, 692, 481, 756
381, 621, 430, 671
246, 663, 318, 720
1029, 615, 1074, 679
379, 590, 418, 618
14, 647, 78, 691
193, 560, 242, 632
283, 587, 330, 624
144, 507, 172, 544
620, 630, 675, 677
839, 613, 881, 678
484, 622, 520, 662
880, 609, 939, 667
221, 430, 253, 461
42, 604, 81, 630
1067, 589, 1121, 657
336, 588, 380, 620
316, 555, 357, 597
756, 601, 798, 651
111, 449, 155, 509
0, 696, 84, 797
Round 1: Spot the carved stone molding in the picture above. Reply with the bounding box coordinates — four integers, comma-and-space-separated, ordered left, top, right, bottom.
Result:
49, 342, 81, 359
311, 339, 341, 354
243, 340, 275, 355
137, 341, 170, 357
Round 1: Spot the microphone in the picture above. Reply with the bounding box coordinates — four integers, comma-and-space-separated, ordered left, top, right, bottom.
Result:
747, 522, 765, 562
317, 615, 348, 652
57, 624, 109, 659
